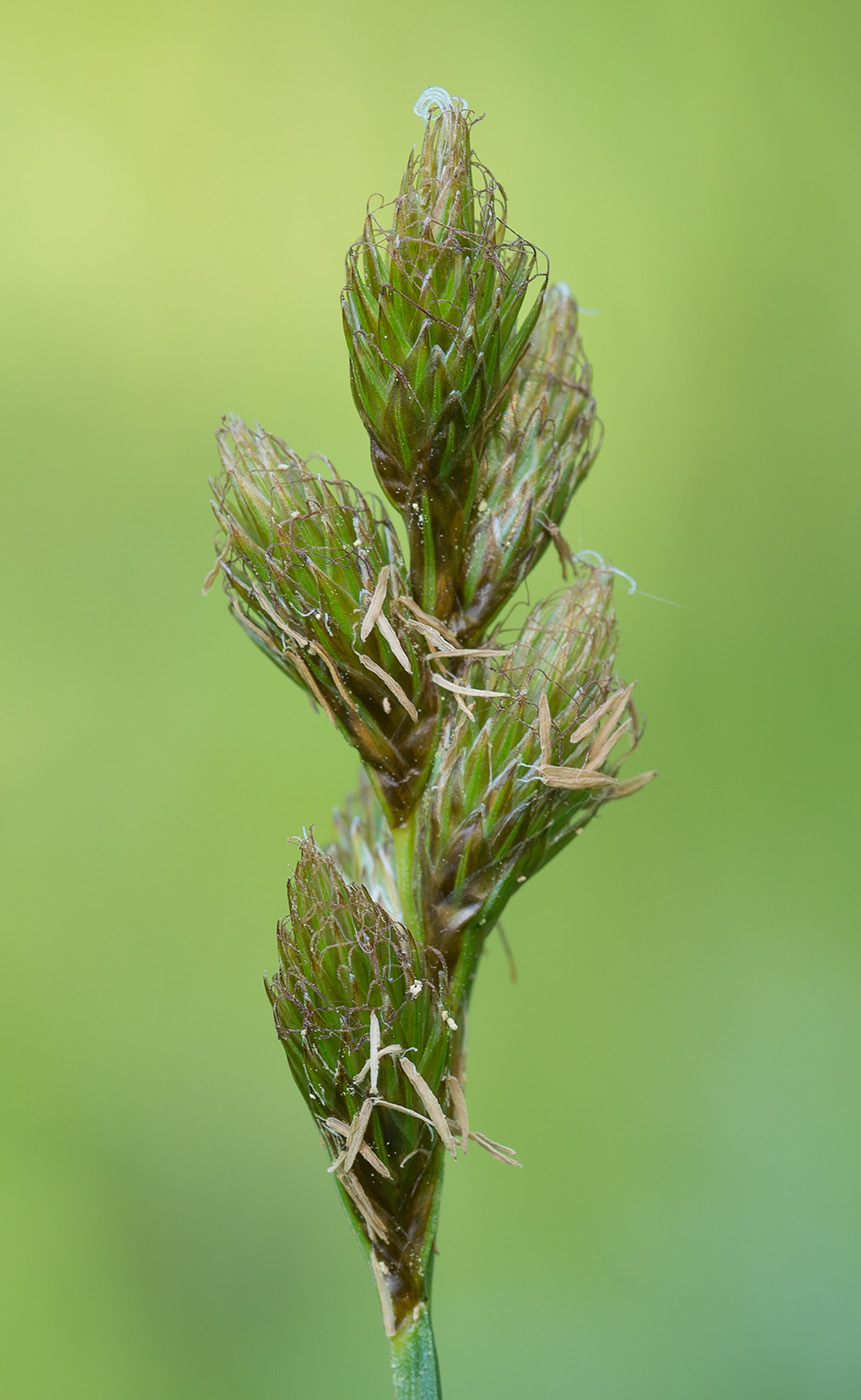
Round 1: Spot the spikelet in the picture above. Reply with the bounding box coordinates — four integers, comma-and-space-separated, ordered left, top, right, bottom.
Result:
330, 772, 401, 922
267, 840, 456, 1326
414, 565, 655, 965
342, 97, 546, 622
208, 416, 437, 823
456, 284, 601, 640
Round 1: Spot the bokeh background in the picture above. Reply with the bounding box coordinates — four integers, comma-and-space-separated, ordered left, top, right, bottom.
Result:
3, 2, 859, 1396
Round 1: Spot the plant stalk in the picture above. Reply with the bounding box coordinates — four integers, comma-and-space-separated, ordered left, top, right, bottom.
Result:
392, 816, 422, 939
389, 1301, 442, 1399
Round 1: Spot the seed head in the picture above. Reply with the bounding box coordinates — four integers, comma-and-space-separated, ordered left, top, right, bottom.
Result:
205, 90, 659, 1351
456, 283, 601, 640
208, 415, 438, 823
268, 840, 451, 1126
330, 772, 401, 922
415, 566, 655, 964
342, 94, 546, 621
267, 840, 456, 1320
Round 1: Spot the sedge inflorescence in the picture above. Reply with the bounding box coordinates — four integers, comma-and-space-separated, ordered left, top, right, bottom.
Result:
207, 85, 655, 1367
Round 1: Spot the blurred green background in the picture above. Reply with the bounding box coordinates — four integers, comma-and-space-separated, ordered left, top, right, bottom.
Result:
2, 1, 859, 1396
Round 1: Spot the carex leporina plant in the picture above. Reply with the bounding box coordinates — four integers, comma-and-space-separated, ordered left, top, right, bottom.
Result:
206, 86, 656, 1398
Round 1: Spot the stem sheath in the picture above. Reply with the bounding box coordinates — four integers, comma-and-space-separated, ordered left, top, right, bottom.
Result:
389, 1301, 441, 1399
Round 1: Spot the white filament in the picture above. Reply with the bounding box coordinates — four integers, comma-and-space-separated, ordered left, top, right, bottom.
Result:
414, 86, 468, 121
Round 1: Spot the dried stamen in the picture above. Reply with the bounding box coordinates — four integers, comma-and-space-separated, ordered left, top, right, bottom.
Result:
358, 654, 419, 721
404, 616, 454, 651
375, 611, 413, 673
469, 1131, 522, 1167
328, 1096, 375, 1175
429, 645, 511, 659
397, 595, 459, 644
324, 1117, 392, 1179
431, 674, 510, 701
605, 769, 658, 800
446, 1076, 469, 1152
538, 763, 618, 791
374, 1098, 436, 1130
400, 1058, 458, 1159
452, 690, 476, 721
586, 683, 635, 759
369, 1011, 381, 1096
353, 1043, 403, 1086
538, 692, 552, 764
338, 1170, 389, 1243
360, 566, 390, 641
570, 685, 630, 745
586, 715, 632, 771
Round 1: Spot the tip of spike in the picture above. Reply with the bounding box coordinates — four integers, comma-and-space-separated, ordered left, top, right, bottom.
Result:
414, 86, 468, 121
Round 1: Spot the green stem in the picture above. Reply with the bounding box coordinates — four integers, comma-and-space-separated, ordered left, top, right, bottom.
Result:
389, 1301, 442, 1399
392, 816, 422, 939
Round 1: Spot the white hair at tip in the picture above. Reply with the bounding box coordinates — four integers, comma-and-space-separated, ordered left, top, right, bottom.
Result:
413, 87, 468, 121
